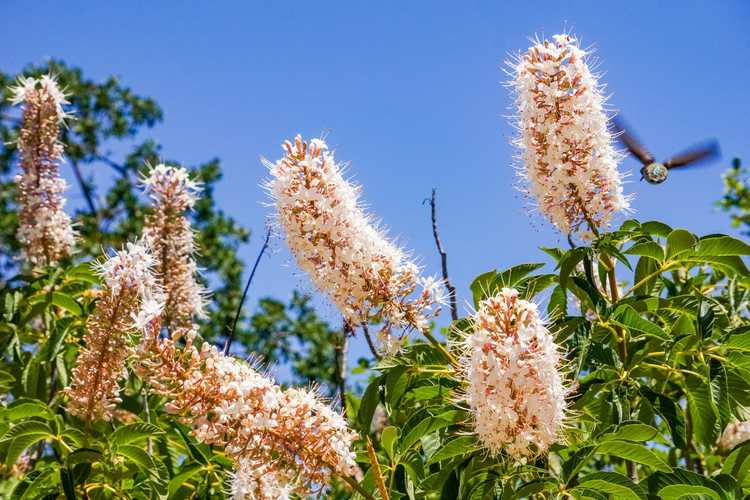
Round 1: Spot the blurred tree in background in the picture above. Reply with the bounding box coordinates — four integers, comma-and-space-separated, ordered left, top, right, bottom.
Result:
718, 158, 750, 235
0, 61, 344, 394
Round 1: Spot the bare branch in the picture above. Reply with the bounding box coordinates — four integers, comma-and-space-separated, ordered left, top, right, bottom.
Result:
335, 320, 352, 415
425, 188, 458, 321
223, 225, 272, 354
361, 322, 382, 361
70, 160, 98, 218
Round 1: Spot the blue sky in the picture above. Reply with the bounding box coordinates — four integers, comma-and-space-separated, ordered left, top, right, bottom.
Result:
2, 2, 749, 365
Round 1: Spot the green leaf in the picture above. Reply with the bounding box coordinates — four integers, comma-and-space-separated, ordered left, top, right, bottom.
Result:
358, 377, 381, 431
658, 485, 721, 500
647, 469, 729, 500
633, 256, 660, 295
640, 388, 686, 448
66, 448, 103, 468
493, 263, 545, 289
0, 370, 15, 391
60, 467, 76, 500
426, 435, 478, 465
470, 270, 497, 307
559, 248, 588, 289
381, 426, 398, 460
601, 423, 659, 443
666, 229, 697, 259
725, 331, 750, 352
385, 366, 408, 409
116, 444, 166, 486
685, 373, 720, 448
5, 398, 53, 421
50, 292, 82, 316
110, 422, 165, 447
168, 463, 204, 496
1, 421, 53, 442
400, 410, 463, 452
625, 241, 665, 263
697, 235, 750, 256
641, 221, 673, 238
516, 273, 557, 300
611, 305, 667, 340
596, 440, 671, 472
573, 472, 646, 500
721, 442, 750, 485
5, 431, 51, 468
175, 425, 209, 465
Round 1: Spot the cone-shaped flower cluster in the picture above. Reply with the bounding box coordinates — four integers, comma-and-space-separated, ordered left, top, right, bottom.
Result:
142, 164, 206, 330
66, 241, 162, 422
267, 135, 443, 353
10, 75, 76, 267
510, 34, 629, 235
719, 420, 750, 452
459, 288, 566, 459
138, 329, 358, 498
231, 458, 293, 500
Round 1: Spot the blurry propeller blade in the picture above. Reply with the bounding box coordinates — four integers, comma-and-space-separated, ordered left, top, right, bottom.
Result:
610, 117, 656, 166
664, 140, 721, 169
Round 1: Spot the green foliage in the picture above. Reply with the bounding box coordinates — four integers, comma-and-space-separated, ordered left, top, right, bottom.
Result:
353, 219, 750, 499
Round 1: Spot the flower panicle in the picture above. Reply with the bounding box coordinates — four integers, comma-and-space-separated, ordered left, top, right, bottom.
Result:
141, 164, 207, 330
509, 33, 630, 236
66, 240, 163, 422
140, 336, 357, 498
11, 74, 76, 267
719, 420, 750, 452
266, 135, 443, 354
458, 287, 567, 460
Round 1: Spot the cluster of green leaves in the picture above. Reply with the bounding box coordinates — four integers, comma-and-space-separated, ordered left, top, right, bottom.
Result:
0, 266, 236, 498
718, 158, 750, 235
352, 219, 750, 499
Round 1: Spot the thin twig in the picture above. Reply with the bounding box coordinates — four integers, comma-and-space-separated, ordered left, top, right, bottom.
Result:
360, 322, 382, 361
70, 160, 98, 218
223, 226, 272, 355
335, 320, 352, 416
424, 189, 458, 321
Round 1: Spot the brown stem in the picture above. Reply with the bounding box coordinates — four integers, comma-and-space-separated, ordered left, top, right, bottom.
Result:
223, 226, 272, 354
361, 323, 382, 361
70, 160, 98, 219
425, 188, 458, 321
335, 320, 351, 416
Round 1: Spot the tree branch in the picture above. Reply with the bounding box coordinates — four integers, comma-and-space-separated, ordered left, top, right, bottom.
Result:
70, 160, 98, 218
425, 189, 458, 321
361, 322, 382, 361
335, 320, 352, 415
223, 225, 272, 354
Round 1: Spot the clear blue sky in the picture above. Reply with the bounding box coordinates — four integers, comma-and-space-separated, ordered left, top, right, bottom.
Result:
2, 2, 749, 365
